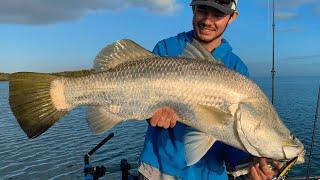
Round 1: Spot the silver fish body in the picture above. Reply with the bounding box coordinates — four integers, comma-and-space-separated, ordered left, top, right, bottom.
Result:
57, 57, 304, 164
9, 39, 305, 166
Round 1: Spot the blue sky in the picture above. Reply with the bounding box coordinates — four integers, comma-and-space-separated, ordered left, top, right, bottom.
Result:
0, 0, 319, 77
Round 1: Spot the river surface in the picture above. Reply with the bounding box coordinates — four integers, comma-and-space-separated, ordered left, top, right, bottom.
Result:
0, 76, 319, 179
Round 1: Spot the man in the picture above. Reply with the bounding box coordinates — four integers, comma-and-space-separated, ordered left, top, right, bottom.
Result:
139, 0, 282, 179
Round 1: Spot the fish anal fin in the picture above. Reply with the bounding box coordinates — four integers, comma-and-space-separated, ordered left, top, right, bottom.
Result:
184, 126, 216, 165
87, 106, 123, 134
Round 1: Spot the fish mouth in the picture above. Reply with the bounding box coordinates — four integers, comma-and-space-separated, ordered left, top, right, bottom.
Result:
296, 150, 305, 164
282, 146, 305, 164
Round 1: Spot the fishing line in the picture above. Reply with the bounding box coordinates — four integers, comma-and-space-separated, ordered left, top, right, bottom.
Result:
306, 85, 320, 179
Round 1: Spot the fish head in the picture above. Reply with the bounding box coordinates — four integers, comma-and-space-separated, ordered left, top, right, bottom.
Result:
235, 99, 305, 163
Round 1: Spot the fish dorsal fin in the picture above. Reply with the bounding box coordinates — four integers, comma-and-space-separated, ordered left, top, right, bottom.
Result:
184, 126, 216, 165
181, 39, 216, 62
94, 39, 156, 72
87, 106, 123, 134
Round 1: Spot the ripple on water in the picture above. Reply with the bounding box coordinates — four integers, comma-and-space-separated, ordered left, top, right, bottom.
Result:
1, 78, 320, 178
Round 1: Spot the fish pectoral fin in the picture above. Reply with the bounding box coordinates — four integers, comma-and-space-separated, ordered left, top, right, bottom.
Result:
94, 39, 156, 72
184, 126, 216, 165
195, 104, 233, 126
87, 106, 123, 134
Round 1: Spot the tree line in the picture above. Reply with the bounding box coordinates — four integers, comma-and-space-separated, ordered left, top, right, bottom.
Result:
0, 69, 94, 81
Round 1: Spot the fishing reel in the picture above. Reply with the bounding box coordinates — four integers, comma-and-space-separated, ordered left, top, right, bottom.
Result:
84, 133, 114, 180
84, 154, 107, 180
83, 133, 139, 180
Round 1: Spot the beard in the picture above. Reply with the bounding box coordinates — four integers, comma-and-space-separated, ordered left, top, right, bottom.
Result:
192, 21, 226, 44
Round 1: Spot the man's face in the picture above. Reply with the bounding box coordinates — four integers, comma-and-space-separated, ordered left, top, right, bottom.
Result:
192, 5, 236, 43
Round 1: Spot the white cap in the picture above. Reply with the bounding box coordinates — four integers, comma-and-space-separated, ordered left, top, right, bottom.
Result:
231, 0, 238, 11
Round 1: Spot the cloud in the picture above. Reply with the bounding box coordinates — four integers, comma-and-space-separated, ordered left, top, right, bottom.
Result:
280, 54, 320, 61
315, 6, 320, 15
0, 0, 181, 25
263, 0, 320, 21
276, 26, 299, 32
128, 0, 182, 14
275, 11, 298, 20
276, 0, 317, 9
278, 0, 320, 18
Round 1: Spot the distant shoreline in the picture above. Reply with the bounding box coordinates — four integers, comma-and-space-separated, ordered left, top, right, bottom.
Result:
1, 71, 319, 82
0, 73, 10, 81
0, 70, 94, 81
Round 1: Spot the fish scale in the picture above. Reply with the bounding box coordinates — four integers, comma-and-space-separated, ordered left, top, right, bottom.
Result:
8, 39, 305, 167
58, 59, 249, 146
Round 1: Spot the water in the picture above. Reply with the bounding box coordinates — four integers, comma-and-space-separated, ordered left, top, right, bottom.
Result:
0, 76, 319, 179
253, 76, 320, 178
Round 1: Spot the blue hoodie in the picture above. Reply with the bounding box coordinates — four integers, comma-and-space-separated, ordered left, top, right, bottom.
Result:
139, 30, 251, 179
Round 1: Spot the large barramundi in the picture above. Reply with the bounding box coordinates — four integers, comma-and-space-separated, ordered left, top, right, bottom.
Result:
9, 39, 305, 165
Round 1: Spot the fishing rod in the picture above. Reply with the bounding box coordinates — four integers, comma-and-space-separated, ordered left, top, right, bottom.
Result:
83, 132, 139, 180
306, 86, 320, 179
272, 157, 298, 180
84, 133, 114, 180
268, 1, 303, 179
271, 0, 276, 104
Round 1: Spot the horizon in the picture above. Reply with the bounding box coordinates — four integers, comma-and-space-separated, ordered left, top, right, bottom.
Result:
1, 71, 319, 79
0, 0, 320, 77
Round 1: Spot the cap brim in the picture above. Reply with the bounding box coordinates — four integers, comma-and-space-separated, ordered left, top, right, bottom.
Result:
190, 1, 234, 15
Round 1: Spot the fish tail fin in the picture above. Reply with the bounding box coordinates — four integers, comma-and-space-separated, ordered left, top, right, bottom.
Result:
9, 72, 69, 138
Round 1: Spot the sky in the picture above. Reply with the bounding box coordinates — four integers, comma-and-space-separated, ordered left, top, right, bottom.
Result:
0, 0, 319, 77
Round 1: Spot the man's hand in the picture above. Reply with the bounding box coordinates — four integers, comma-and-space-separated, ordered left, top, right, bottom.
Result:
150, 107, 179, 129
250, 158, 282, 180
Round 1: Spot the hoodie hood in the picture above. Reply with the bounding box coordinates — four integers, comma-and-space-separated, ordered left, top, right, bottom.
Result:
182, 30, 233, 61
